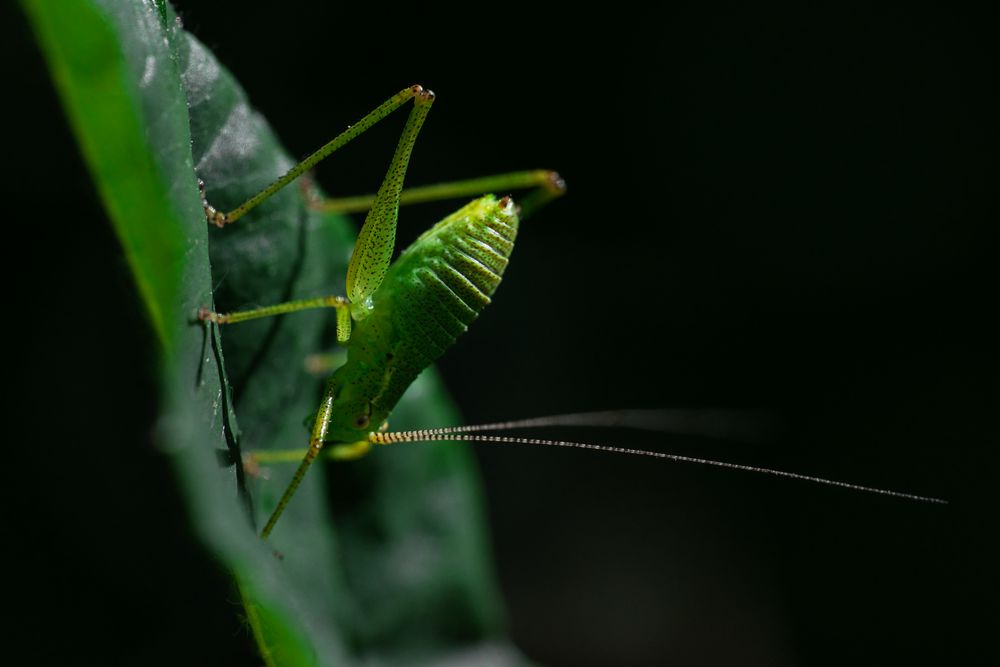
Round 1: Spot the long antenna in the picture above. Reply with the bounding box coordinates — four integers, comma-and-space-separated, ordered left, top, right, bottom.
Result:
369, 430, 947, 505
392, 409, 780, 442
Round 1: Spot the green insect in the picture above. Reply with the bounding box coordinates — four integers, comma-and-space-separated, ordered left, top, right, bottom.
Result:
199, 85, 565, 537
200, 85, 944, 541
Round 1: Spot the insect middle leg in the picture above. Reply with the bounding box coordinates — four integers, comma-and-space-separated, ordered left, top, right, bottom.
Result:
198, 296, 353, 342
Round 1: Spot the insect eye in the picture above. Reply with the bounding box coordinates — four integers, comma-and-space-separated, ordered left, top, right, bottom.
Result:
354, 414, 371, 429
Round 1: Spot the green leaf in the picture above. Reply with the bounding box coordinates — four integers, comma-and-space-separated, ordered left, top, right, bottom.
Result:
26, 1, 523, 663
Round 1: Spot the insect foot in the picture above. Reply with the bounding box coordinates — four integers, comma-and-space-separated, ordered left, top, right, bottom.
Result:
410, 84, 435, 103
545, 170, 567, 194
197, 307, 223, 323
241, 453, 270, 481
198, 178, 229, 227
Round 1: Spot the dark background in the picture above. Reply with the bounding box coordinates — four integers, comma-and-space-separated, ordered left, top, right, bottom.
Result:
7, 1, 996, 665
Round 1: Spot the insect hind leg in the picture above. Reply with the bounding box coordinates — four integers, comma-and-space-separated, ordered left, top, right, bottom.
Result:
200, 85, 433, 228
307, 169, 566, 219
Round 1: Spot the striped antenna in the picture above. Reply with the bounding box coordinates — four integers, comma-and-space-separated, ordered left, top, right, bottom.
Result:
389, 408, 781, 442
368, 430, 947, 505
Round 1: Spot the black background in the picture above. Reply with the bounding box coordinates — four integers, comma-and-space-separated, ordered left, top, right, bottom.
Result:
7, 1, 997, 665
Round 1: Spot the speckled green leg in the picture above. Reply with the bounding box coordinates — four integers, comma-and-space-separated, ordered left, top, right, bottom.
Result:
345, 88, 434, 303
201, 85, 432, 228
309, 169, 566, 219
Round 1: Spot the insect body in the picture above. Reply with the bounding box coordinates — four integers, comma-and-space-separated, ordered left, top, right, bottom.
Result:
301, 194, 519, 472
323, 195, 518, 444
262, 196, 520, 536
200, 85, 561, 537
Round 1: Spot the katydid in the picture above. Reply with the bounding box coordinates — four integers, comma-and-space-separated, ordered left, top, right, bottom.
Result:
199, 85, 944, 540
201, 85, 566, 537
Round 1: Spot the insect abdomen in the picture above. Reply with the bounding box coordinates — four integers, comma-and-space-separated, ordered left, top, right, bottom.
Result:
394, 193, 517, 352
359, 195, 519, 412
